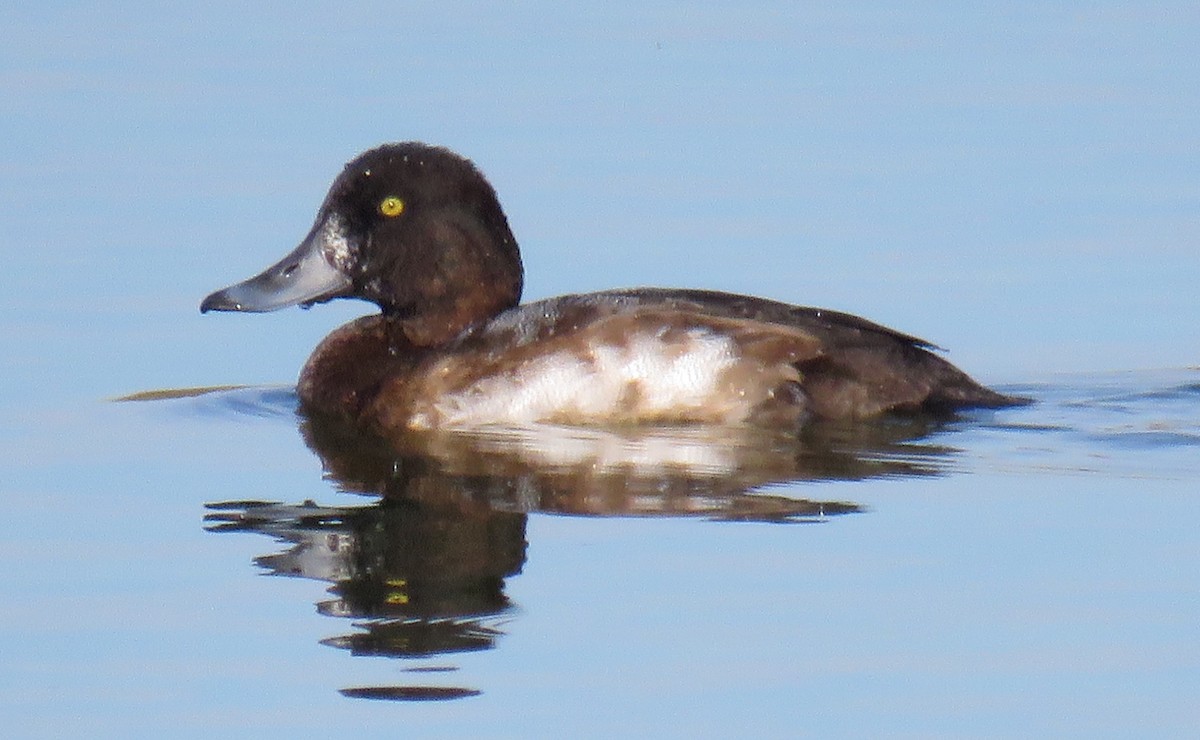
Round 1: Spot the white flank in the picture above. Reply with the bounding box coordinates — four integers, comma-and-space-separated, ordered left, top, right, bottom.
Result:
429, 329, 741, 428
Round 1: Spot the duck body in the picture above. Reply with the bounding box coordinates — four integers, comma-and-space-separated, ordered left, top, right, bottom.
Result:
203, 143, 1022, 432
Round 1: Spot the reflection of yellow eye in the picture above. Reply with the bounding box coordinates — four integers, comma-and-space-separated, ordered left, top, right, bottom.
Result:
379, 196, 405, 217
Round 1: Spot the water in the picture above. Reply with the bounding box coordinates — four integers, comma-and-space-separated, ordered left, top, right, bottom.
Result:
5, 373, 1195, 736
3, 3, 1199, 737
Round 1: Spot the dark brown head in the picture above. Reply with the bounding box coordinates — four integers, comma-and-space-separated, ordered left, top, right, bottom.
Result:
201, 143, 524, 345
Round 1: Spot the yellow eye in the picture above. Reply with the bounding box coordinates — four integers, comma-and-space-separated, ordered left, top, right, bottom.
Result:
379, 196, 405, 217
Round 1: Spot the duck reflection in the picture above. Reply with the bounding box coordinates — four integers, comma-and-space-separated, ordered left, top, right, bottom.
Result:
204, 404, 957, 699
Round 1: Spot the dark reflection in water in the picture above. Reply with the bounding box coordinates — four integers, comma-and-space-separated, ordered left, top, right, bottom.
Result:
196, 395, 960, 700
340, 685, 482, 701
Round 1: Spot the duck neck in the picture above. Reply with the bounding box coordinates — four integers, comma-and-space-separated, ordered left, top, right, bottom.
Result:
390, 280, 520, 346
376, 209, 523, 346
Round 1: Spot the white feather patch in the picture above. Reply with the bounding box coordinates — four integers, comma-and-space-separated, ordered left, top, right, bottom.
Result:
426, 329, 742, 428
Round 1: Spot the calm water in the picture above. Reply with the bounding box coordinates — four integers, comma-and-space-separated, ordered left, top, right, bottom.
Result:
5, 372, 1197, 737
3, 3, 1199, 737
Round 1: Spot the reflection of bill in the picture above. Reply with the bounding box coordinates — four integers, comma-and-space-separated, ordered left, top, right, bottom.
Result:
207, 496, 522, 651
205, 406, 957, 699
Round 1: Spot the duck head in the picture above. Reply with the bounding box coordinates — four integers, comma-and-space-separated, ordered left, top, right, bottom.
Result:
201, 143, 524, 345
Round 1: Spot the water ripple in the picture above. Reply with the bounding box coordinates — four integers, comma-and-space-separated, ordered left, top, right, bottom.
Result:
116, 384, 299, 421
962, 369, 1200, 478
121, 369, 1200, 480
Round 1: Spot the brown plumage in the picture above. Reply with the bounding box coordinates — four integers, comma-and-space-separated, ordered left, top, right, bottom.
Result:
203, 143, 1026, 432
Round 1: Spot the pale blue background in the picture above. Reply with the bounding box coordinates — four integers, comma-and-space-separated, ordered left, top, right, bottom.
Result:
1, 2, 1197, 737
4, 2, 1198, 407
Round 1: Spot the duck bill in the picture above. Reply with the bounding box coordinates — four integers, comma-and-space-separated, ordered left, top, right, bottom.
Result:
200, 220, 354, 313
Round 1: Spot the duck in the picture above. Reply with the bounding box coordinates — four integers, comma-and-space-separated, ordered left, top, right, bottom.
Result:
201, 142, 1023, 432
